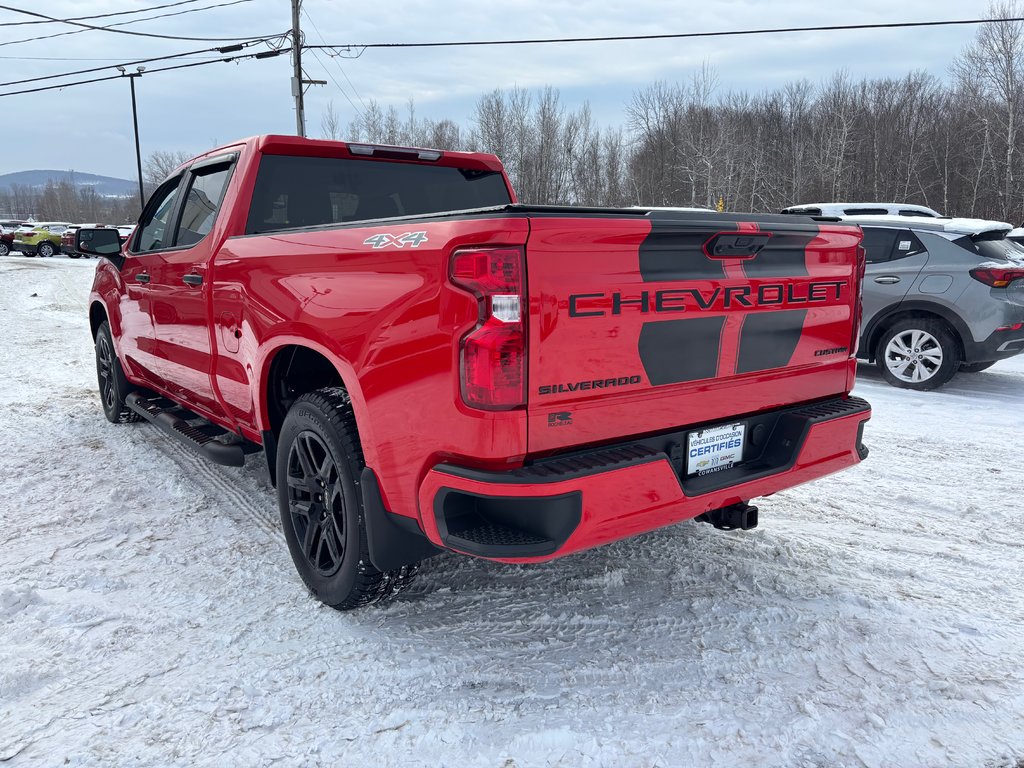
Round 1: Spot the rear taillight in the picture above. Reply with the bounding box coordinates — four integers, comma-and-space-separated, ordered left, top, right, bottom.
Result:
970, 267, 1024, 287
450, 247, 526, 410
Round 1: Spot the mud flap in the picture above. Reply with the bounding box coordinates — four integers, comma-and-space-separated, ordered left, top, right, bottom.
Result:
361, 467, 441, 571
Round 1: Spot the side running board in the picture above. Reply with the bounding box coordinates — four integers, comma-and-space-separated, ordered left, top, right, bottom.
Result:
125, 392, 260, 467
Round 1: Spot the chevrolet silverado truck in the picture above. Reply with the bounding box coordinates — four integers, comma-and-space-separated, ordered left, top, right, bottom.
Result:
79, 135, 871, 610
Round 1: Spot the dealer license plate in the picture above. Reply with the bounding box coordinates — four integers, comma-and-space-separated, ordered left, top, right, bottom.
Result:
686, 422, 746, 476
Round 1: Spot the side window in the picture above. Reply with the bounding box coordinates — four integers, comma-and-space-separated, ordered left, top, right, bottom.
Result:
861, 227, 899, 264
174, 163, 233, 247
134, 176, 183, 253
889, 230, 926, 260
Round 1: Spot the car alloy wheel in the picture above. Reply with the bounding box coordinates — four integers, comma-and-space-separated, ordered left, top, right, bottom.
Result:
883, 329, 943, 384
285, 431, 347, 577
96, 332, 117, 413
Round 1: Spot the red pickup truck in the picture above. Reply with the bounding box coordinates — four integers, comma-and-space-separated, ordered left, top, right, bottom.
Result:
79, 135, 871, 610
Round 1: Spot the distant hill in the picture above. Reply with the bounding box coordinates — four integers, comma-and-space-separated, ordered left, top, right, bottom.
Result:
0, 169, 136, 198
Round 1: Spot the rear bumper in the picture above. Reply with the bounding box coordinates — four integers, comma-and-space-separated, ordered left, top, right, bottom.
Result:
417, 396, 871, 563
13, 239, 53, 252
963, 327, 1024, 362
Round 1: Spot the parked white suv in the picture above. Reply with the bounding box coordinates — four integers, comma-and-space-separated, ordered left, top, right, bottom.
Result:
782, 202, 942, 218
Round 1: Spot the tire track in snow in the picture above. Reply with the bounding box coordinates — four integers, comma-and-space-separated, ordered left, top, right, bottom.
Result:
142, 425, 284, 545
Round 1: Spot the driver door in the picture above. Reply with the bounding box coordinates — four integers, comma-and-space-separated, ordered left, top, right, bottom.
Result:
118, 174, 185, 389
142, 156, 236, 421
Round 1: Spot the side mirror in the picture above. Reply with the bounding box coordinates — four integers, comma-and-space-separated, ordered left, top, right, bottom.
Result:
77, 227, 122, 257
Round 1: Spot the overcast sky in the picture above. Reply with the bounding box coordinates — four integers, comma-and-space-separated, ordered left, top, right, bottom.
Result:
0, 0, 997, 178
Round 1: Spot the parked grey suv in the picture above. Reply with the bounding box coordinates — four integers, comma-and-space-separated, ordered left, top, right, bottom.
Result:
842, 215, 1024, 390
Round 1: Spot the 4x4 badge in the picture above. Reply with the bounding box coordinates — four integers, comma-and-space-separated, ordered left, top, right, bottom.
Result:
364, 231, 429, 249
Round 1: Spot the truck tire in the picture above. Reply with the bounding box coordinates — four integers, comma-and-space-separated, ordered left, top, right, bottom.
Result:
876, 318, 961, 390
276, 387, 418, 610
95, 321, 143, 423
959, 361, 996, 373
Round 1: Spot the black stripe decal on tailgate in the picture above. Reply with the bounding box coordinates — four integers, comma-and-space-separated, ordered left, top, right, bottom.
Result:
740, 231, 815, 278
736, 309, 808, 374
639, 316, 725, 385
639, 222, 735, 281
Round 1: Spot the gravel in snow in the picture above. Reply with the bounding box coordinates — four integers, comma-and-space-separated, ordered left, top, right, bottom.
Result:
1, 256, 1022, 767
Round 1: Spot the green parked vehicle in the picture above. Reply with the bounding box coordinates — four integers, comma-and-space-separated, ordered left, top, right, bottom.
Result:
13, 222, 71, 257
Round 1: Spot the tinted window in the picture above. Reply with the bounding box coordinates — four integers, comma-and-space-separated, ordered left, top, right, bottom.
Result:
135, 176, 182, 252
964, 236, 1024, 265
245, 154, 512, 235
898, 210, 938, 217
861, 227, 899, 263
175, 163, 232, 247
889, 230, 926, 260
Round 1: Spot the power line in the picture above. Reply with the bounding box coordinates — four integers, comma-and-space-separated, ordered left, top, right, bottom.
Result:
303, 16, 1024, 54
0, 2, 269, 44
0, 48, 286, 98
0, 40, 274, 88
0, 54, 226, 62
306, 47, 363, 117
301, 6, 366, 113
1, 0, 205, 26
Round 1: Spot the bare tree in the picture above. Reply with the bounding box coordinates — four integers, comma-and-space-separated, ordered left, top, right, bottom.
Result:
143, 150, 192, 186
320, 100, 342, 140
953, 0, 1024, 219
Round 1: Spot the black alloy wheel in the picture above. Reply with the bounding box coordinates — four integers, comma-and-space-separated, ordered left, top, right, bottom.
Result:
286, 431, 347, 577
95, 321, 142, 423
276, 388, 419, 609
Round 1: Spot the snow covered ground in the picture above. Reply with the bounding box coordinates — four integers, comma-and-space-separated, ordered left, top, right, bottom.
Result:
1, 255, 1023, 768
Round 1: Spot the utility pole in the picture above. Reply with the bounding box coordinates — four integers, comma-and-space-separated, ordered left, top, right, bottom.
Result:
118, 65, 146, 212
291, 0, 305, 137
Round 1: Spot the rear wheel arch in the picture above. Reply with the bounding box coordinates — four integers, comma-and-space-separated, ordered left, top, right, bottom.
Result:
260, 343, 370, 484
864, 303, 968, 363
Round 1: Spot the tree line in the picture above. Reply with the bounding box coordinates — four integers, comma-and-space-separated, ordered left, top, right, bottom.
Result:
334, 3, 1024, 224
0, 150, 191, 225
6, 2, 1024, 225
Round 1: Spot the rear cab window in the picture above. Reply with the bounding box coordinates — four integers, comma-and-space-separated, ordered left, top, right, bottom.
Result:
175, 162, 233, 247
245, 154, 513, 235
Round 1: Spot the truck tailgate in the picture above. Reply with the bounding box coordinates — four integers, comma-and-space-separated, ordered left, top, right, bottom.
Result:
526, 213, 863, 454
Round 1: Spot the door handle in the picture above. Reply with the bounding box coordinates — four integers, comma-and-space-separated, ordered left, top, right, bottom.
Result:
182, 273, 203, 286
135, 273, 150, 284
874, 276, 900, 285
